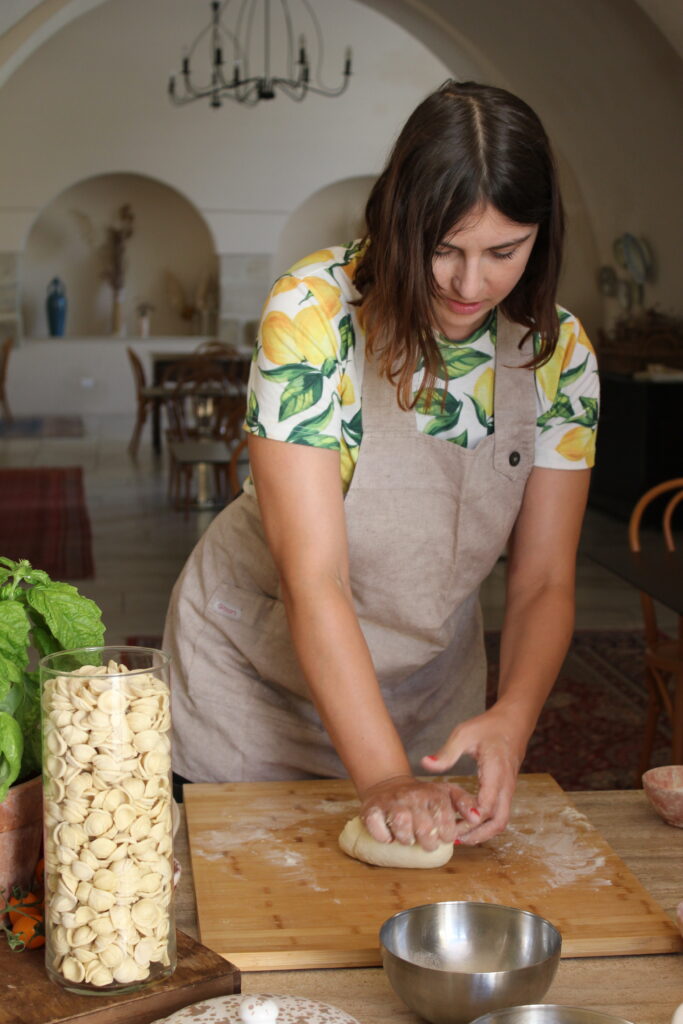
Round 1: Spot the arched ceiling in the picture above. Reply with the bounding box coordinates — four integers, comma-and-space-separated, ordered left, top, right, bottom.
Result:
0, 0, 681, 87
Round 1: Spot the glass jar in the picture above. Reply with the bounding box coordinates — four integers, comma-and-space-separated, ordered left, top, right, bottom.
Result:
39, 646, 176, 995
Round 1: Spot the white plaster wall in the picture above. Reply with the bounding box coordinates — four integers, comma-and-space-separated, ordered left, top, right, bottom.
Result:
1, 0, 678, 363
0, 0, 460, 257
274, 176, 375, 278
23, 173, 216, 337
361, 0, 683, 329
5, 336, 235, 417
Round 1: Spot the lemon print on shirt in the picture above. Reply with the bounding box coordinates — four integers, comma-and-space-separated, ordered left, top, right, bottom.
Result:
338, 372, 355, 406
555, 426, 596, 463
288, 249, 335, 273
262, 307, 338, 366
473, 367, 494, 417
302, 277, 342, 320
537, 320, 594, 402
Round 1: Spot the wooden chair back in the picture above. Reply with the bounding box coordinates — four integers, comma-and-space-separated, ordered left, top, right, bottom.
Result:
628, 478, 683, 647
164, 360, 245, 443
126, 346, 147, 395
193, 340, 238, 358
628, 477, 683, 772
0, 337, 13, 420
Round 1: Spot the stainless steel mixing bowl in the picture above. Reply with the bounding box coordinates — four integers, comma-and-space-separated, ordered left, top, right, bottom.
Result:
471, 1006, 635, 1024
379, 901, 562, 1024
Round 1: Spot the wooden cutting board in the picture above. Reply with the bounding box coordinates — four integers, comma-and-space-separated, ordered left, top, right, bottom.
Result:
0, 930, 240, 1024
184, 774, 683, 971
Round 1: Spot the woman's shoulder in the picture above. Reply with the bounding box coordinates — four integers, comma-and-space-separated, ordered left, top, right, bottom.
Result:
270, 240, 364, 300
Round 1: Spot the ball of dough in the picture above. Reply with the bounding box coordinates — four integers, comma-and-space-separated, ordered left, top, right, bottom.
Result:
338, 816, 454, 868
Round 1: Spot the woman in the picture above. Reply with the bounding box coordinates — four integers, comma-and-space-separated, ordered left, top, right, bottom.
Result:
164, 80, 599, 851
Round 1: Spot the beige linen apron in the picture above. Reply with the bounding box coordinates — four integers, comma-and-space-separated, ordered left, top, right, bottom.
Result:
163, 313, 536, 783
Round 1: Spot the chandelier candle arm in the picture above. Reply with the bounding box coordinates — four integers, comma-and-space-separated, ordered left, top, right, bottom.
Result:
169, 0, 353, 107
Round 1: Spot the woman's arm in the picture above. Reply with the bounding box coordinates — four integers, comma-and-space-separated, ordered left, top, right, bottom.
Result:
423, 466, 591, 843
248, 434, 467, 848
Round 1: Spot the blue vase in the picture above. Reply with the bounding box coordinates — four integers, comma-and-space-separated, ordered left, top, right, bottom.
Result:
46, 278, 67, 337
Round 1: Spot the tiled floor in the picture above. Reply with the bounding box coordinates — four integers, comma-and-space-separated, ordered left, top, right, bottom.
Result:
0, 414, 673, 643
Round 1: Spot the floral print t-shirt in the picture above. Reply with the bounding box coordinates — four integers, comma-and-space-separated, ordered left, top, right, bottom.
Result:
244, 241, 599, 493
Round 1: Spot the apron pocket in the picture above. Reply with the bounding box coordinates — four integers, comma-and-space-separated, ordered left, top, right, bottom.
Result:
192, 581, 310, 700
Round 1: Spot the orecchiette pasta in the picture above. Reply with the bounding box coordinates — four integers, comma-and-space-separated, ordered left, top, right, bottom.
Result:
43, 664, 174, 990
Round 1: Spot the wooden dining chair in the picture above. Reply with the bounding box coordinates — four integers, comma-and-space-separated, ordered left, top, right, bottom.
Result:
629, 477, 683, 774
0, 336, 14, 422
126, 347, 169, 458
164, 361, 247, 517
193, 339, 239, 357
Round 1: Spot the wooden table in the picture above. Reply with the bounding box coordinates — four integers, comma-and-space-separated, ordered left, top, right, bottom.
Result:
149, 351, 250, 453
582, 541, 683, 617
174, 790, 683, 1023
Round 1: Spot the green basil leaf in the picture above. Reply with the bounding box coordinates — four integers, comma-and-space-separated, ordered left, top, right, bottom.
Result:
26, 582, 104, 653
30, 623, 62, 659
0, 601, 31, 693
0, 711, 23, 802
15, 672, 41, 779
0, 680, 22, 716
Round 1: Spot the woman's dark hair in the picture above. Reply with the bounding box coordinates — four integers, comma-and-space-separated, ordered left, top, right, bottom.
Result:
354, 80, 565, 408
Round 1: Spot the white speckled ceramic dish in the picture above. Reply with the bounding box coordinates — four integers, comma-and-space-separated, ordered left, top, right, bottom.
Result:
155, 993, 361, 1024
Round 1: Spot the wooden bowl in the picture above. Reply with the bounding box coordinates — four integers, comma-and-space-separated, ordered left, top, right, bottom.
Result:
642, 765, 683, 827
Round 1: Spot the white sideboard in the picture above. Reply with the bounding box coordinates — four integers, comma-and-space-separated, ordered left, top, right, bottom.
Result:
7, 337, 253, 417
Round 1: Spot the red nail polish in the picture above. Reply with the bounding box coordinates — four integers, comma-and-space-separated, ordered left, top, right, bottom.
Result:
454, 839, 462, 846
472, 808, 481, 816
425, 755, 438, 761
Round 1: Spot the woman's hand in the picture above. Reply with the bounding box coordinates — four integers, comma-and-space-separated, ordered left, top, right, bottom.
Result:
359, 774, 480, 851
421, 704, 527, 845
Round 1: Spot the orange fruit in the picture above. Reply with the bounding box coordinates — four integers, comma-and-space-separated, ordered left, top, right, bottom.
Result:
11, 913, 45, 950
8, 891, 42, 927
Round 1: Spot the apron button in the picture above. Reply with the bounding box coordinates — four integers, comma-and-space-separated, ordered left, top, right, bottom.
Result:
509, 451, 521, 466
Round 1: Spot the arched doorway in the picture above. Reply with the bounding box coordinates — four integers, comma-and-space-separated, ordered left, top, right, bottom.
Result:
22, 172, 217, 338
274, 175, 376, 278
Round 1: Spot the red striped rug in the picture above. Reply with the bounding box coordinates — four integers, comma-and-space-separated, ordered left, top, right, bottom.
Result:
0, 466, 94, 580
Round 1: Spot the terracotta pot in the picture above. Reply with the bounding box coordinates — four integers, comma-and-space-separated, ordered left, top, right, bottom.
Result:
0, 775, 43, 902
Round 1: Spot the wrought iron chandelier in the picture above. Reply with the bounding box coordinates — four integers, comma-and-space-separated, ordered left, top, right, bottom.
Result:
169, 0, 353, 108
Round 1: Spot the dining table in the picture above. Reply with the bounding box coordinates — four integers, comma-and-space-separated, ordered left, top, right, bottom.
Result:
173, 788, 683, 1023
149, 350, 251, 454
581, 541, 683, 617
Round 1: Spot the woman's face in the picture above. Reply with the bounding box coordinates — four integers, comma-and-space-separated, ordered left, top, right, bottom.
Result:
431, 202, 539, 341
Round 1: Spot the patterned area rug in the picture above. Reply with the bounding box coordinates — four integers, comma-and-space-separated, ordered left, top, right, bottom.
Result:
0, 465, 94, 579
485, 630, 671, 790
0, 416, 84, 439
129, 629, 670, 791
